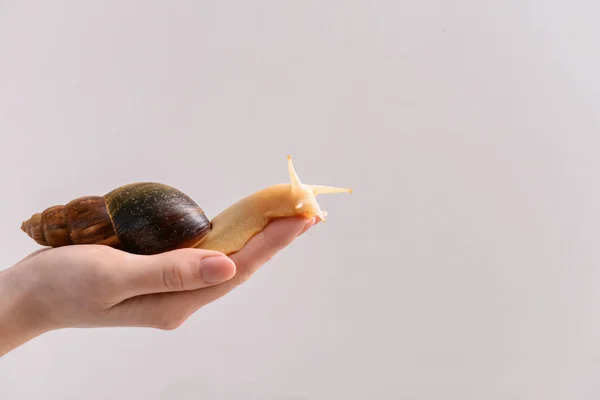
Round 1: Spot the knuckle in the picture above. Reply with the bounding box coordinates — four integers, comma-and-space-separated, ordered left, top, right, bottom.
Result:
162, 262, 187, 291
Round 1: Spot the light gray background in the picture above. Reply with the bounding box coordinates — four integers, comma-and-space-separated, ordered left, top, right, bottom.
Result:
1, 1, 599, 399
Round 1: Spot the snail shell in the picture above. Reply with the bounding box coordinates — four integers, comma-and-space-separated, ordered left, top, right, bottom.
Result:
21, 182, 212, 255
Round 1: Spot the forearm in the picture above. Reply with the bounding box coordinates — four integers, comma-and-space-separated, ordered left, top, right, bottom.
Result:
0, 267, 47, 357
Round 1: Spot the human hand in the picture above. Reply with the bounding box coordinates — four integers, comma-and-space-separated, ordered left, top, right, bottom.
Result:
0, 216, 317, 356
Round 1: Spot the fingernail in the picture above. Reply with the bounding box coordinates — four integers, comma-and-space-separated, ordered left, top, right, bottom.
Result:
298, 217, 316, 237
200, 256, 235, 283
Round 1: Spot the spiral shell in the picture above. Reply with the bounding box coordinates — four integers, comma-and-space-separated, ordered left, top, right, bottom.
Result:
21, 183, 212, 255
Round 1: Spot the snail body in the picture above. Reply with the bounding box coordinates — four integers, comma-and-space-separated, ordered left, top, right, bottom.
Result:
21, 156, 352, 256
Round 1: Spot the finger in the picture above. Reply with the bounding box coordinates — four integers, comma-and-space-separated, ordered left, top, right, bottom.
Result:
297, 216, 317, 237
226, 215, 313, 285
298, 211, 326, 236
118, 248, 237, 298
17, 247, 51, 264
109, 216, 312, 329
172, 216, 311, 305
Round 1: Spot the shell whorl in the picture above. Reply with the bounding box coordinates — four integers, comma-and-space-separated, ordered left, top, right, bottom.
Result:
21, 196, 119, 248
21, 183, 213, 255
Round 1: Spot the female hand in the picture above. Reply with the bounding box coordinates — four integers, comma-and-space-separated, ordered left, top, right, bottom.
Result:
0, 216, 317, 357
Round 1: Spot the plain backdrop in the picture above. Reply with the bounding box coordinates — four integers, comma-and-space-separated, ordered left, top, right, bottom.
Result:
1, 1, 600, 399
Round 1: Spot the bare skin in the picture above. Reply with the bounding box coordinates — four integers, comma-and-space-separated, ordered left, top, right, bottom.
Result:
0, 216, 318, 357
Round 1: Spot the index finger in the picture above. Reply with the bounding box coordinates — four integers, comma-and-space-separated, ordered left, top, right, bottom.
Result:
198, 215, 315, 300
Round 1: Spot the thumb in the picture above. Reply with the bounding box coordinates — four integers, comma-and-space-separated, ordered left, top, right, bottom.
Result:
120, 248, 237, 298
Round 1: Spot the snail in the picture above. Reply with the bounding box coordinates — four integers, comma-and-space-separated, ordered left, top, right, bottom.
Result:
20, 156, 352, 256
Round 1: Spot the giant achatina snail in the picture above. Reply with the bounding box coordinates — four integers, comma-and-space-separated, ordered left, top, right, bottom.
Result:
21, 156, 352, 256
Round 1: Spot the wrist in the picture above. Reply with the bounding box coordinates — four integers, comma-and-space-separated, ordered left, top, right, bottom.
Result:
0, 265, 50, 357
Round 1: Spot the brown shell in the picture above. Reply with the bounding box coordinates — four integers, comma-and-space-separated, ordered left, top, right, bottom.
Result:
21, 183, 212, 255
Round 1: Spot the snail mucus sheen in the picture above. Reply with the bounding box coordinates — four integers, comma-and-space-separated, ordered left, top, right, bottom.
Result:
21, 156, 353, 256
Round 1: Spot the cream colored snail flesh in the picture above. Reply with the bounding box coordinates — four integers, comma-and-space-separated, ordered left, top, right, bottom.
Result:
21, 156, 352, 256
